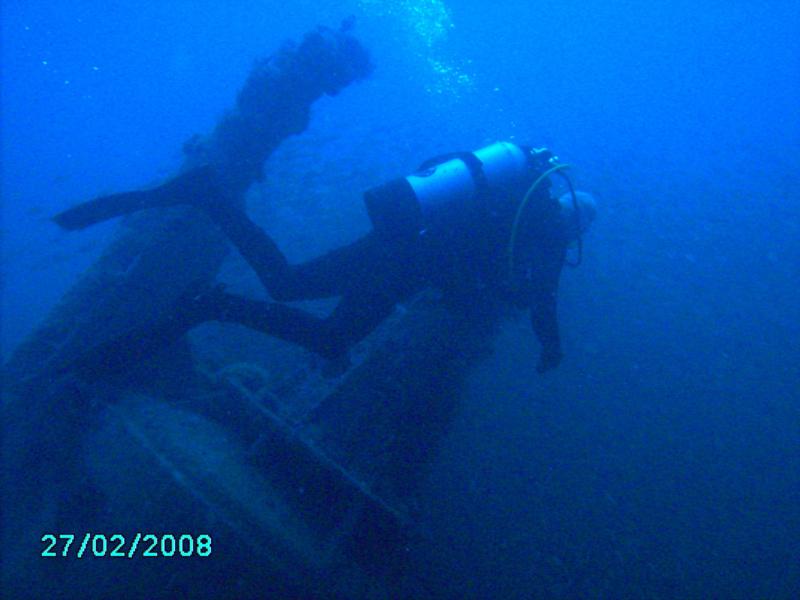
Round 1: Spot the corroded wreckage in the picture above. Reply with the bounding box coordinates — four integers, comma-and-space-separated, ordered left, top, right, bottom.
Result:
2, 23, 502, 599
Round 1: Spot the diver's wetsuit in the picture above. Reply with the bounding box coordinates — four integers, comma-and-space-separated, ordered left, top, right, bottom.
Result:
187, 182, 569, 371
63, 163, 569, 378
201, 205, 426, 360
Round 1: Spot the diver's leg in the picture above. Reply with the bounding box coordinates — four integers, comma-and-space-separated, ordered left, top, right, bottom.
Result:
64, 285, 220, 381
200, 203, 293, 296
54, 167, 381, 303
214, 287, 397, 359
205, 202, 381, 302
278, 233, 384, 299
66, 281, 397, 380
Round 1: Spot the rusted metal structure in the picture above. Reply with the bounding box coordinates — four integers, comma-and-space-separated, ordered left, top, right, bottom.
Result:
2, 23, 500, 599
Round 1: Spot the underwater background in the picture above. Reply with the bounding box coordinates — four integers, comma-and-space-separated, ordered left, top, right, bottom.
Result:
2, 0, 799, 598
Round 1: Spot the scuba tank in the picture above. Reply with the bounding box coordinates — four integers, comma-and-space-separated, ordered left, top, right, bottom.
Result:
363, 142, 554, 241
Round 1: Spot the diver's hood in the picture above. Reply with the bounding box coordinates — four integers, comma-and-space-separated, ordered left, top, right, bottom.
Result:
558, 191, 597, 242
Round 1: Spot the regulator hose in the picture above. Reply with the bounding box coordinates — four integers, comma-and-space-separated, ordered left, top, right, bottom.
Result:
507, 163, 583, 286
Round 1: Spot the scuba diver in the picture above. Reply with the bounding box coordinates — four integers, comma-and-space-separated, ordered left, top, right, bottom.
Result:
54, 142, 596, 375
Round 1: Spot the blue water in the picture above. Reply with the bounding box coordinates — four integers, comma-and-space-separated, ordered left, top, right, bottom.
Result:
2, 1, 798, 597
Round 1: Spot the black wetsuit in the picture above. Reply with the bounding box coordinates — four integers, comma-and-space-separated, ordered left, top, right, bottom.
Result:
64, 167, 568, 378
188, 181, 568, 372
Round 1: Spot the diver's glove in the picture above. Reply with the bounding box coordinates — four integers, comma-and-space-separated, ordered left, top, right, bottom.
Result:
537, 346, 563, 374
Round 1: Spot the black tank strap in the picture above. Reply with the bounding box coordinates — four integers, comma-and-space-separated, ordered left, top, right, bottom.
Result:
416, 152, 491, 198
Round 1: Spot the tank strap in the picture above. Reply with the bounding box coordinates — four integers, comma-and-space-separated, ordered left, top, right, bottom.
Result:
416, 152, 491, 199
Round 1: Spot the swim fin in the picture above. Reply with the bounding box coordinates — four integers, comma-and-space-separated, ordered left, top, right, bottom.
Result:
52, 165, 217, 230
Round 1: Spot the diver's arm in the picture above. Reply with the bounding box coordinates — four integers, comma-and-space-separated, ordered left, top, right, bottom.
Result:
529, 239, 567, 373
